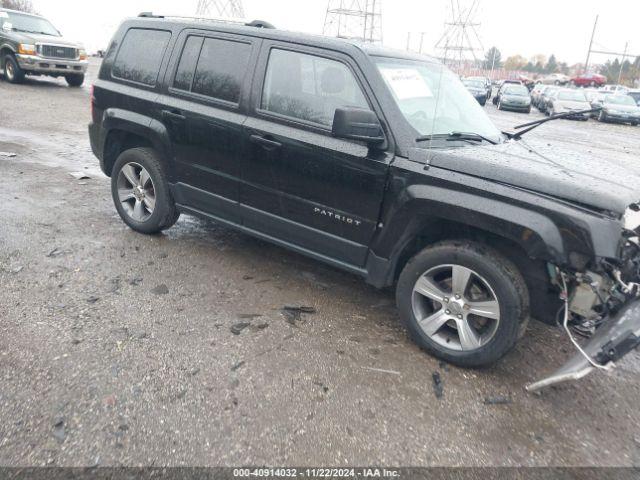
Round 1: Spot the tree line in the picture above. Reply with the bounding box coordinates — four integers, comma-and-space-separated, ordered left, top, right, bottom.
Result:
484, 46, 640, 85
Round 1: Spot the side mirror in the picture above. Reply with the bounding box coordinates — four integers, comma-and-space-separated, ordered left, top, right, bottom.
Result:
332, 108, 384, 145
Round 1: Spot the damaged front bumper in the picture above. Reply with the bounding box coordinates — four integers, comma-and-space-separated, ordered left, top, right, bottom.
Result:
527, 299, 640, 391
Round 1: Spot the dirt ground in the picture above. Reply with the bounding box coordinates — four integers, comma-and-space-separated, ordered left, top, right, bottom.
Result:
1, 59, 640, 467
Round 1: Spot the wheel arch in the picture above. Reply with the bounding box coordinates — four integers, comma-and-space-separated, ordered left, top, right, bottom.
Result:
100, 110, 173, 178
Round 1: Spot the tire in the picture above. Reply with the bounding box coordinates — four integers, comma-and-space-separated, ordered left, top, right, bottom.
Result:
111, 148, 180, 234
3, 54, 25, 84
632, 122, 639, 127
65, 73, 85, 87
396, 241, 529, 368
526, 106, 531, 114
497, 100, 503, 110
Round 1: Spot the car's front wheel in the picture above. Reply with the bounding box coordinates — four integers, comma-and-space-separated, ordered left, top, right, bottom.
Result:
111, 148, 180, 234
65, 73, 85, 87
3, 54, 25, 84
598, 110, 607, 122
396, 241, 529, 368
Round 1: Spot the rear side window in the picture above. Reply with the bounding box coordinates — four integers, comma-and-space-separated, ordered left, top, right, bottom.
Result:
173, 36, 251, 104
112, 28, 171, 86
261, 49, 369, 127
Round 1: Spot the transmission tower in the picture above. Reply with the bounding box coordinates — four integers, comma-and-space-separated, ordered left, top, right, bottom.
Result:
196, 0, 245, 18
323, 0, 383, 44
435, 0, 484, 72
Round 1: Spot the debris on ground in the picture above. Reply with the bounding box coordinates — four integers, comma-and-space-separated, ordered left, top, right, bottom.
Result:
362, 366, 401, 376
230, 322, 251, 335
86, 296, 99, 304
52, 417, 66, 443
237, 313, 263, 319
46, 247, 63, 257
484, 396, 512, 405
151, 284, 169, 295
281, 305, 316, 325
128, 276, 143, 286
231, 360, 245, 371
432, 372, 444, 399
69, 171, 91, 180
0, 152, 17, 158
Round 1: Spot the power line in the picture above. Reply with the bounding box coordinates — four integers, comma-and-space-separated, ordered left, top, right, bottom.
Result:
323, 0, 383, 43
195, 0, 245, 19
434, 0, 484, 72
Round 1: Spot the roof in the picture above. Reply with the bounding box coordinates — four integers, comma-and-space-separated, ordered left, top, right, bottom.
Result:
0, 8, 42, 18
129, 15, 440, 64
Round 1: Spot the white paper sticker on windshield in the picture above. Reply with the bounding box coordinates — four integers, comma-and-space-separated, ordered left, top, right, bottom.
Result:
381, 68, 433, 100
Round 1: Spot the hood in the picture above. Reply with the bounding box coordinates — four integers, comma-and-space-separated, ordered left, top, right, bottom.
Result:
554, 100, 590, 110
428, 139, 640, 215
604, 103, 640, 113
10, 31, 82, 47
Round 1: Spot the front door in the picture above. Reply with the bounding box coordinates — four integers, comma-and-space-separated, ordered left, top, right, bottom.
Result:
241, 44, 392, 268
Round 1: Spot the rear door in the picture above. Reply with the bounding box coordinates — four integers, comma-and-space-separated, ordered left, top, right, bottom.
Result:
240, 43, 392, 268
157, 29, 260, 223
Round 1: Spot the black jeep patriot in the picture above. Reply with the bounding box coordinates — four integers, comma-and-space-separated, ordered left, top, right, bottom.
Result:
89, 14, 640, 390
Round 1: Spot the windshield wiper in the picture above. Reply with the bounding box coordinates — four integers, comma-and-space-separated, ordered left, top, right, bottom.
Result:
416, 131, 498, 145
506, 108, 601, 140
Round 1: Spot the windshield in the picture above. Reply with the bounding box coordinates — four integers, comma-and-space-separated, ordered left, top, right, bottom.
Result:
558, 90, 587, 102
374, 57, 501, 143
463, 80, 484, 89
2, 11, 60, 36
606, 95, 636, 106
503, 85, 529, 96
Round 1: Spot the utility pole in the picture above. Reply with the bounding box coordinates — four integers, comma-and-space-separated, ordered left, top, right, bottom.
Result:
584, 15, 598, 73
617, 42, 628, 85
195, 0, 245, 18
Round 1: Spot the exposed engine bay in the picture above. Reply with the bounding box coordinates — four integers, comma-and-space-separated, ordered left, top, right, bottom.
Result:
527, 208, 640, 391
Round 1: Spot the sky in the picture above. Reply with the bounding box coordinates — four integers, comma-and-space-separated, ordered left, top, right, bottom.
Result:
28, 0, 639, 65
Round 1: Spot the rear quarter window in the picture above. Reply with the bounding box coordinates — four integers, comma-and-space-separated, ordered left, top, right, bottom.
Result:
112, 28, 171, 86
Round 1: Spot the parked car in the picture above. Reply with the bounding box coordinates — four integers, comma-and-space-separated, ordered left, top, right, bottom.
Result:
538, 73, 570, 85
493, 83, 532, 112
546, 89, 591, 120
595, 95, 640, 125
462, 78, 488, 105
537, 85, 560, 113
0, 7, 88, 86
466, 75, 492, 100
601, 84, 629, 95
89, 13, 640, 389
570, 72, 607, 88
627, 90, 640, 106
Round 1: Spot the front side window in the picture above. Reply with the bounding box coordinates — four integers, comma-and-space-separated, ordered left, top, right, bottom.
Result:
261, 49, 369, 127
112, 29, 171, 86
191, 37, 251, 103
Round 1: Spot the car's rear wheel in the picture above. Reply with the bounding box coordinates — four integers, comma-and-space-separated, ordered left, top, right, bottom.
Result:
396, 241, 529, 368
65, 73, 85, 87
111, 148, 180, 234
3, 54, 25, 84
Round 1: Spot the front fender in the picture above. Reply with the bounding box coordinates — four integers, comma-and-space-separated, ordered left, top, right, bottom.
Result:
367, 163, 623, 287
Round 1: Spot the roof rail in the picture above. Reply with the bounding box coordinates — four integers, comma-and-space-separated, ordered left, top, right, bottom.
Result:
137, 12, 275, 29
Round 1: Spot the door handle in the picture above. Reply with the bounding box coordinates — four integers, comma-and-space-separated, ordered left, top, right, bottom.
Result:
249, 134, 282, 150
162, 109, 186, 121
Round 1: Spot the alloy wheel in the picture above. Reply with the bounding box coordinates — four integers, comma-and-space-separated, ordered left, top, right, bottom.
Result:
116, 162, 156, 222
411, 264, 501, 352
6, 61, 14, 81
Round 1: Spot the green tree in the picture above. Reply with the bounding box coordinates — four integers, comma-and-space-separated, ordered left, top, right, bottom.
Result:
545, 54, 558, 74
483, 47, 502, 70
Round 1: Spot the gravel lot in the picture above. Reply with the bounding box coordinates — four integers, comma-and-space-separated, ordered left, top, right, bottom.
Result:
1, 59, 640, 467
